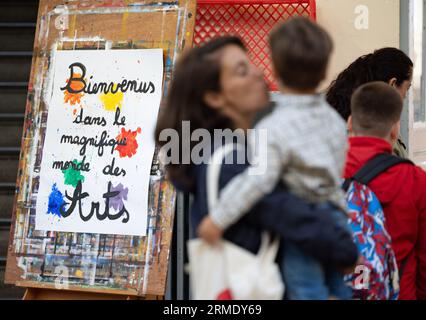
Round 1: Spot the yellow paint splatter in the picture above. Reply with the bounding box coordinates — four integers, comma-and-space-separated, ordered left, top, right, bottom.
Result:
99, 84, 124, 112
75, 269, 84, 278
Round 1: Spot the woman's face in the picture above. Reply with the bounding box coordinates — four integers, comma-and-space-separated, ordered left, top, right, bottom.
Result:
394, 79, 412, 100
389, 68, 413, 100
216, 45, 269, 122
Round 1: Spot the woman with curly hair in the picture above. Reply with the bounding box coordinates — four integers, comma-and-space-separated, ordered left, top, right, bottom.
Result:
326, 48, 413, 158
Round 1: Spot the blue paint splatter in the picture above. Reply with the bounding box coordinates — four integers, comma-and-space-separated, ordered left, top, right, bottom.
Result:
47, 183, 66, 218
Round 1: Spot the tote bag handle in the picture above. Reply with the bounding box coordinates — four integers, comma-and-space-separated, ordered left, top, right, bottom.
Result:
206, 143, 279, 258
206, 143, 240, 210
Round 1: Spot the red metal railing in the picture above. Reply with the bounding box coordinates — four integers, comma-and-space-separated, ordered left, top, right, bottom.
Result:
194, 0, 317, 90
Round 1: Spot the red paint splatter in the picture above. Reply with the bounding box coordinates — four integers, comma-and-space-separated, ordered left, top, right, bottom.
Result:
115, 127, 141, 158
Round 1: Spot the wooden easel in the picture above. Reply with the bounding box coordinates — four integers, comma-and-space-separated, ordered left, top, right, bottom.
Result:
23, 288, 141, 300
19, 281, 161, 300
5, 0, 196, 300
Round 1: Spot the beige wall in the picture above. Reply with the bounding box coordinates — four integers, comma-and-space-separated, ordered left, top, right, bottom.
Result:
316, 0, 400, 91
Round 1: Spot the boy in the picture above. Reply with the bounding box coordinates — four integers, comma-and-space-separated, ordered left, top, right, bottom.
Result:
345, 82, 426, 300
198, 17, 353, 299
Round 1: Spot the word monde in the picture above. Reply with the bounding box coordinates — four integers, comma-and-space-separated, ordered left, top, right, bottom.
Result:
60, 62, 156, 95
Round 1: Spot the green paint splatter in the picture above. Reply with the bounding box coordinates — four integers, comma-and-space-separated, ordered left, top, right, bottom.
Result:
62, 159, 85, 187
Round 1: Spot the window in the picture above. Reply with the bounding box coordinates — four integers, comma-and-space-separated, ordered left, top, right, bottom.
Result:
407, 0, 426, 167
413, 0, 423, 123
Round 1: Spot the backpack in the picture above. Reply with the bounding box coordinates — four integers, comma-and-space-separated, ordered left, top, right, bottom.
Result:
342, 153, 414, 300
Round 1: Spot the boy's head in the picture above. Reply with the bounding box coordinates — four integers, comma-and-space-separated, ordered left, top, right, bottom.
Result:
349, 82, 403, 141
269, 17, 333, 91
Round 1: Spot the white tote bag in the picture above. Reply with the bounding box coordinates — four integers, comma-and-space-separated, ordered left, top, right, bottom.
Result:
187, 143, 285, 300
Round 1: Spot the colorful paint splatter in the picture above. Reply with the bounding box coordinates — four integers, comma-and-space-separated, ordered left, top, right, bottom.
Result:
47, 183, 66, 217
109, 183, 129, 211
115, 127, 141, 158
63, 73, 85, 105
99, 83, 124, 111
62, 160, 85, 187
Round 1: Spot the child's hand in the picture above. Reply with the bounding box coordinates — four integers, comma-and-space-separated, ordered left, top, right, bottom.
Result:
197, 216, 224, 245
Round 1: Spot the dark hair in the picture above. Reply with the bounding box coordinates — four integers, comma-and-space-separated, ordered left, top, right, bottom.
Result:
155, 36, 246, 191
269, 16, 333, 90
327, 47, 413, 121
351, 82, 403, 137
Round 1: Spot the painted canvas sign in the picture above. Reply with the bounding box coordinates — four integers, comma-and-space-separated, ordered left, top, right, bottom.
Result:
35, 49, 163, 236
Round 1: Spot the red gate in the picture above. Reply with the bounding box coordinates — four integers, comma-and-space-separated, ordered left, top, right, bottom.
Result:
193, 0, 317, 90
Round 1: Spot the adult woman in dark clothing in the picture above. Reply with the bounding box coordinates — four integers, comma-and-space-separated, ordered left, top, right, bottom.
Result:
326, 47, 413, 158
155, 37, 358, 286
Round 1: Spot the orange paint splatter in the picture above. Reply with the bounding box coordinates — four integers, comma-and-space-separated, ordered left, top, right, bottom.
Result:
115, 127, 142, 158
63, 73, 84, 105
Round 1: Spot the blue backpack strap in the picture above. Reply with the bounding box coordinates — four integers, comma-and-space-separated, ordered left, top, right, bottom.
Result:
343, 153, 414, 192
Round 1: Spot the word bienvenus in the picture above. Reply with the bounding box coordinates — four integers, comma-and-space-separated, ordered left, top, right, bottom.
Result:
61, 62, 156, 95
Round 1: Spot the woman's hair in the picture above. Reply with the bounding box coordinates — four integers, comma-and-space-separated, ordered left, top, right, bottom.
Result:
155, 36, 246, 191
326, 47, 413, 120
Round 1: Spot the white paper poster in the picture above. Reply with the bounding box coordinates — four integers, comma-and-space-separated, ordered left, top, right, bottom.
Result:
35, 49, 163, 236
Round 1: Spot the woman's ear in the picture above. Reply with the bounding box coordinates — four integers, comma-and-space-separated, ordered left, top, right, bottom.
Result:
203, 91, 225, 110
388, 77, 398, 88
347, 115, 354, 135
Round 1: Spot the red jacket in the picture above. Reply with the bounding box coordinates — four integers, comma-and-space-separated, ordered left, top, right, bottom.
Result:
344, 136, 426, 300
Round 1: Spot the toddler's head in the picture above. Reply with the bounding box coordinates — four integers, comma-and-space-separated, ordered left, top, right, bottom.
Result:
269, 17, 333, 92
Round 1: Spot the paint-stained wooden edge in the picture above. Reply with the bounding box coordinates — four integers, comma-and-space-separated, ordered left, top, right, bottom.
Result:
17, 280, 139, 297
5, 0, 46, 286
22, 287, 162, 300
